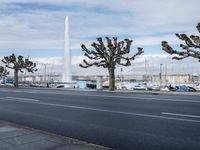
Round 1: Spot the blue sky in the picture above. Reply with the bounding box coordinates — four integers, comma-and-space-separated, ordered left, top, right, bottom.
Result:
0, 0, 199, 75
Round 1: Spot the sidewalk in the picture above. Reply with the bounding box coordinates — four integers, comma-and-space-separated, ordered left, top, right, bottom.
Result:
0, 120, 113, 150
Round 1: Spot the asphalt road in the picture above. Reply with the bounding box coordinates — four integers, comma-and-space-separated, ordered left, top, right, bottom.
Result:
0, 88, 199, 150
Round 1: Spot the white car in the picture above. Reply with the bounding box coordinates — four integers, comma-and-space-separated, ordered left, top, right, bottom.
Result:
133, 83, 147, 90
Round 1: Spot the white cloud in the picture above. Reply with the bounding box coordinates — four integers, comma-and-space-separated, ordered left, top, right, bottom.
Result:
0, 0, 199, 52
1, 53, 199, 76
0, 0, 199, 77
20, 54, 199, 77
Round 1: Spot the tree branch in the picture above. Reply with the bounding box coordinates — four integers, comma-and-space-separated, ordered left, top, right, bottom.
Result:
80, 37, 143, 68
161, 22, 200, 62
197, 23, 200, 33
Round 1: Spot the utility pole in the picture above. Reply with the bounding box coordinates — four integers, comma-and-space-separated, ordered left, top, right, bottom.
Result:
120, 68, 123, 88
121, 68, 123, 82
160, 64, 163, 86
24, 69, 27, 82
44, 64, 47, 82
145, 58, 147, 82
165, 64, 167, 84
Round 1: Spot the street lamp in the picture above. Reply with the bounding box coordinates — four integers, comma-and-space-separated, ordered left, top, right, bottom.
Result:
120, 68, 123, 89
160, 64, 163, 86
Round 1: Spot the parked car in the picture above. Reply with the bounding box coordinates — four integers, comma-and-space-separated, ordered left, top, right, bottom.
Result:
86, 82, 96, 89
133, 82, 147, 90
168, 84, 177, 91
176, 85, 189, 92
147, 85, 160, 91
6, 79, 14, 84
188, 86, 197, 92
160, 86, 170, 92
193, 84, 200, 91
57, 85, 65, 88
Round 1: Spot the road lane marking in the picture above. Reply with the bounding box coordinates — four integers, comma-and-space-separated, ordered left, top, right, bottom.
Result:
2, 90, 22, 93
5, 90, 200, 103
26, 91, 37, 93
1, 89, 199, 103
0, 90, 37, 93
34, 92, 200, 103
1, 97, 200, 123
162, 112, 200, 118
6, 97, 40, 102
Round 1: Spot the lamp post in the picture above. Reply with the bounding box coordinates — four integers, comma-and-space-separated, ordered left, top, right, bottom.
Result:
44, 64, 47, 82
145, 58, 147, 82
120, 68, 124, 89
160, 64, 163, 86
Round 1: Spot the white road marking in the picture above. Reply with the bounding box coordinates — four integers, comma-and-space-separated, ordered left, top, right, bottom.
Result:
26, 91, 37, 93
1, 89, 199, 103
1, 97, 200, 123
162, 112, 200, 118
31, 92, 200, 103
3, 90, 22, 93
4, 89, 200, 103
6, 97, 40, 102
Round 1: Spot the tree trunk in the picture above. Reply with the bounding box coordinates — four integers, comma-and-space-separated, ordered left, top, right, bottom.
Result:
108, 67, 115, 91
14, 69, 18, 87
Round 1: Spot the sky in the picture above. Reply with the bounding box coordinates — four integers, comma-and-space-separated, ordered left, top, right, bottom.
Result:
0, 0, 200, 76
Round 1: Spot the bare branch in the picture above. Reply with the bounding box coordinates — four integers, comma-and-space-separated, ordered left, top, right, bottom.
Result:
2, 54, 37, 87
80, 37, 143, 68
197, 23, 200, 33
190, 35, 200, 48
81, 44, 92, 54
0, 66, 9, 77
79, 37, 143, 90
161, 22, 200, 62
130, 47, 144, 60
175, 33, 196, 47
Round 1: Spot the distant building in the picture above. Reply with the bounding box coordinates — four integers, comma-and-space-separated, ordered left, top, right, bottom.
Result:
150, 74, 200, 84
13, 73, 200, 84
18, 75, 62, 82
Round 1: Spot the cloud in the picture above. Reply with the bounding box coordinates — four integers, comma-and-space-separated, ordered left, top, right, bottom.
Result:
0, 0, 199, 76
16, 54, 198, 77
0, 0, 199, 53
1, 53, 199, 77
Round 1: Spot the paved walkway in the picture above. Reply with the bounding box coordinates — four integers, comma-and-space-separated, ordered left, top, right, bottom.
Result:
0, 120, 112, 150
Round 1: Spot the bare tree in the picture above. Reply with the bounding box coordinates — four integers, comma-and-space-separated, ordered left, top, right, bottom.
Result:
162, 22, 200, 61
0, 66, 9, 77
2, 54, 37, 87
80, 37, 144, 90
0, 66, 9, 84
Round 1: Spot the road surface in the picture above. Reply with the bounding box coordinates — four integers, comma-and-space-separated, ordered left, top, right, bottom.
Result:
0, 88, 199, 150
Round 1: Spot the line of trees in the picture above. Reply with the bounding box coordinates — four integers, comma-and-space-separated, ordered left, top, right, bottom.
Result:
1, 54, 37, 87
80, 22, 200, 90
0, 22, 199, 90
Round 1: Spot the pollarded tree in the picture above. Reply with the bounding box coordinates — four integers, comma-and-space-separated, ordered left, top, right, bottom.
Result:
2, 54, 37, 87
161, 22, 200, 61
80, 37, 144, 90
0, 66, 9, 77
0, 66, 9, 84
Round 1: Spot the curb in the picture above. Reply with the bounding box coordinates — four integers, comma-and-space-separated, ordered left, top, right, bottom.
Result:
1, 86, 200, 96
